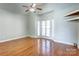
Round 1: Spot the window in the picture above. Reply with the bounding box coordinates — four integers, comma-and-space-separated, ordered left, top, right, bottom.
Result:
37, 20, 54, 37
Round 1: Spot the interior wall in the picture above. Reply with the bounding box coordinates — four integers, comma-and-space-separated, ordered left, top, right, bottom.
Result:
54, 3, 79, 44
0, 3, 28, 41
40, 3, 79, 45
27, 3, 79, 45
54, 9, 77, 44
26, 12, 38, 36
0, 3, 79, 45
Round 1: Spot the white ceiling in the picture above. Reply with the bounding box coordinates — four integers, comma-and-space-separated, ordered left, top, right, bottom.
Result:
0, 3, 46, 14
0, 3, 79, 15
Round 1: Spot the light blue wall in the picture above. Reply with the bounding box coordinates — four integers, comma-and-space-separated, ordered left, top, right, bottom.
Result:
26, 3, 79, 45
40, 3, 79, 44
53, 3, 79, 44
26, 12, 38, 36
0, 3, 28, 41
0, 3, 79, 45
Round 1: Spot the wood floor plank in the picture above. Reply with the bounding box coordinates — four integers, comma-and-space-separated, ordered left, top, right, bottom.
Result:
0, 37, 78, 56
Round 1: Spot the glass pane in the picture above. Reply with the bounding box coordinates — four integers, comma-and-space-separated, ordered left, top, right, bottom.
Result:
41, 21, 46, 36
47, 26, 50, 28
37, 19, 54, 37
42, 21, 45, 26
46, 20, 50, 29
37, 21, 40, 35
46, 28, 50, 36
41, 28, 45, 36
52, 20, 54, 36
41, 26, 45, 29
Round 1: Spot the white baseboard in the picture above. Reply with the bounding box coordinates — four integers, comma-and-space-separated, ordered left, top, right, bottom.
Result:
27, 35, 39, 38
28, 36, 74, 46
53, 39, 74, 46
0, 35, 27, 43
0, 35, 74, 46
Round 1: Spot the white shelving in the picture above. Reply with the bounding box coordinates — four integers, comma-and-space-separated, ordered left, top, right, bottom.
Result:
67, 17, 79, 21
65, 9, 79, 16
65, 9, 79, 21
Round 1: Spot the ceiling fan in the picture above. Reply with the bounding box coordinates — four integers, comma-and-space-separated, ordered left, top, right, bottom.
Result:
22, 3, 42, 13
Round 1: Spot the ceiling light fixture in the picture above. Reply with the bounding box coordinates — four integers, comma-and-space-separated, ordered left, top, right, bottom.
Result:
29, 8, 35, 12
22, 3, 42, 13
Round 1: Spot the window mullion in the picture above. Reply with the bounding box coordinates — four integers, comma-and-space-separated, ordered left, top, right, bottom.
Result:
50, 20, 52, 37
45, 21, 47, 36
40, 21, 42, 36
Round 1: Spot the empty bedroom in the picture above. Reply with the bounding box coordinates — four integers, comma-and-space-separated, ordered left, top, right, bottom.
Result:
0, 3, 79, 56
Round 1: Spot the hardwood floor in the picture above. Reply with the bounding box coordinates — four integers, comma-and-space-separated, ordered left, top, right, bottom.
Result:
0, 37, 79, 56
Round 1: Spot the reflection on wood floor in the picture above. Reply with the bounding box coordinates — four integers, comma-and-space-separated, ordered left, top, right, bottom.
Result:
0, 37, 79, 56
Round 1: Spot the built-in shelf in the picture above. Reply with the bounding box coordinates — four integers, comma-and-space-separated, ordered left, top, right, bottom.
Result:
65, 9, 79, 21
65, 9, 79, 17
66, 17, 79, 21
